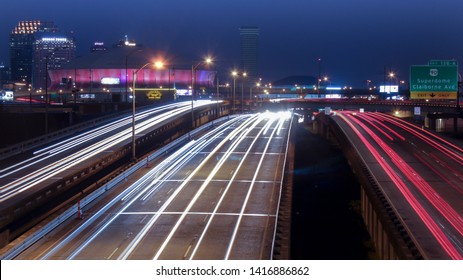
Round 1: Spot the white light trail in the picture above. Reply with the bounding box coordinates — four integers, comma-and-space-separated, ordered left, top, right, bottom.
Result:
153, 115, 263, 260
224, 113, 281, 260
0, 102, 212, 203
53, 115, 247, 259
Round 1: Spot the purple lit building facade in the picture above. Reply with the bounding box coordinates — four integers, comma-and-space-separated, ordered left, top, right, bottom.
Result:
48, 46, 216, 102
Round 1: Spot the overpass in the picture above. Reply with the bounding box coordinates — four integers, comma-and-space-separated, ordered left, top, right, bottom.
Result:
0, 100, 228, 248
312, 110, 463, 259
1, 112, 294, 260
1, 98, 462, 259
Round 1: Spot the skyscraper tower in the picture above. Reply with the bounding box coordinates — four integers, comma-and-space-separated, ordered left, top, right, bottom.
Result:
9, 21, 56, 87
32, 33, 76, 90
9, 20, 75, 90
239, 26, 260, 79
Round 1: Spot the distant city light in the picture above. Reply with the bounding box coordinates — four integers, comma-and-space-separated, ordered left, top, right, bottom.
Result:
380, 85, 399, 93
326, 94, 342, 98
101, 77, 120, 85
42, 37, 68, 42
124, 40, 136, 46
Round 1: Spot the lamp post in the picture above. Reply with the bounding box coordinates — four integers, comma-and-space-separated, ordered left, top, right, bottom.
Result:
190, 57, 212, 129
250, 82, 259, 111
28, 87, 32, 105
125, 48, 142, 103
317, 58, 321, 98
131, 60, 164, 160
389, 72, 398, 85
232, 71, 238, 114
45, 55, 50, 135
389, 72, 400, 95
366, 79, 372, 90
216, 73, 220, 119
231, 71, 246, 114
457, 73, 462, 113
241, 72, 247, 114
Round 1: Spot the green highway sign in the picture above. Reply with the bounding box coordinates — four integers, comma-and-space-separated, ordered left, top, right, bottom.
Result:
409, 64, 458, 100
428, 60, 458, 67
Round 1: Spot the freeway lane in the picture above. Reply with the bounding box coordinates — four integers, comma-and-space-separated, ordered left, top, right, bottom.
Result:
16, 112, 292, 260
0, 101, 213, 210
333, 111, 463, 259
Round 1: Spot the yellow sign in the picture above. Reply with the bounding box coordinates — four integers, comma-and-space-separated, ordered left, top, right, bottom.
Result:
410, 92, 457, 100
146, 90, 162, 100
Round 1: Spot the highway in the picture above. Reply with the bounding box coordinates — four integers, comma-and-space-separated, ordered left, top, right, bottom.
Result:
0, 100, 213, 210
14, 112, 292, 260
333, 111, 463, 259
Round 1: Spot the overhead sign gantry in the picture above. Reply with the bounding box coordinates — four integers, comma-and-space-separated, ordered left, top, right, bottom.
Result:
410, 60, 458, 100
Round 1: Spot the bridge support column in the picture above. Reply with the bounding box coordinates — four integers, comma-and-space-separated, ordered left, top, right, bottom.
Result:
0, 229, 9, 249
361, 187, 403, 259
322, 113, 423, 259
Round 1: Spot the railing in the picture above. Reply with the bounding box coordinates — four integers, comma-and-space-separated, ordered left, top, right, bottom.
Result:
324, 114, 422, 259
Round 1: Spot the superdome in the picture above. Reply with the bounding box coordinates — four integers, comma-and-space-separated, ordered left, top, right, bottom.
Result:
48, 47, 216, 99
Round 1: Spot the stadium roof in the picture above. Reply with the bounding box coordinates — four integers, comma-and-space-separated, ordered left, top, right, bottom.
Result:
62, 46, 192, 70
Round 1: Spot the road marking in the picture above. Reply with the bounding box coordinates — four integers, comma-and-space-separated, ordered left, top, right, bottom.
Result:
121, 211, 276, 217
183, 245, 192, 259
107, 247, 119, 259
140, 215, 148, 224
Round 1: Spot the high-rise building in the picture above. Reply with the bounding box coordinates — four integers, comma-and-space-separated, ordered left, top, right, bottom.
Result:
9, 21, 56, 86
32, 33, 76, 90
90, 42, 108, 52
9, 20, 75, 90
239, 26, 260, 79
0, 63, 7, 88
113, 35, 137, 48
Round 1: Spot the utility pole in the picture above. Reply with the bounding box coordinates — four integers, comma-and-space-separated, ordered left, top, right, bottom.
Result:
317, 58, 321, 98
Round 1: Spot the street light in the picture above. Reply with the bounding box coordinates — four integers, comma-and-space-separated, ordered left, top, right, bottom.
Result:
45, 55, 50, 135
389, 72, 398, 85
214, 72, 220, 118
125, 48, 143, 103
232, 71, 238, 113
231, 71, 246, 114
191, 57, 213, 128
457, 73, 462, 113
366, 79, 372, 90
241, 72, 247, 114
317, 58, 321, 97
131, 60, 164, 160
250, 81, 260, 111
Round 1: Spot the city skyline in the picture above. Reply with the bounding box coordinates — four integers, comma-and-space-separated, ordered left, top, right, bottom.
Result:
9, 20, 76, 90
1, 0, 463, 269
1, 0, 463, 87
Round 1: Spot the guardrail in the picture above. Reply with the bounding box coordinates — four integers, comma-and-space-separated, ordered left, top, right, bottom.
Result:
0, 109, 131, 161
0, 102, 190, 161
0, 116, 234, 259
325, 115, 422, 259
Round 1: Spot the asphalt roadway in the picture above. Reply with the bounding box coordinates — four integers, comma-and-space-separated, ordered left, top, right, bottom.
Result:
333, 111, 463, 259
14, 112, 291, 260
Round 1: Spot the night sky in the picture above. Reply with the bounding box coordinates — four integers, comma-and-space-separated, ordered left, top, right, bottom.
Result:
2, 0, 463, 87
